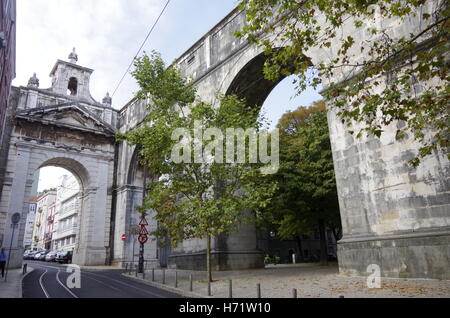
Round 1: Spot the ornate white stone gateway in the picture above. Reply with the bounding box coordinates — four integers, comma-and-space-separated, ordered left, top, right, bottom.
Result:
0, 51, 118, 267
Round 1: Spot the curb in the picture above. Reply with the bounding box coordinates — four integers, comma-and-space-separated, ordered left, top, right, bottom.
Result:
20, 266, 35, 298
121, 272, 208, 298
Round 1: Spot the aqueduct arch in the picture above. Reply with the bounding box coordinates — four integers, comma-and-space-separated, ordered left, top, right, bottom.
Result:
117, 5, 449, 278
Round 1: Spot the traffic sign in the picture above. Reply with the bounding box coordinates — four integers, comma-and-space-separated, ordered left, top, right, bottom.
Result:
139, 218, 148, 226
11, 213, 21, 224
121, 233, 126, 241
139, 227, 149, 235
138, 235, 148, 244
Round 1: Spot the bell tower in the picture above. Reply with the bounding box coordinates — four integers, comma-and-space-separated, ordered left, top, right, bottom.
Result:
49, 48, 97, 104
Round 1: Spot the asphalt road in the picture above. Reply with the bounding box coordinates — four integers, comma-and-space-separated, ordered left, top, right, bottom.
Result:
22, 261, 180, 298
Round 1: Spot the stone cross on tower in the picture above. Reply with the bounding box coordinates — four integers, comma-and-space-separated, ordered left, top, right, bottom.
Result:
68, 47, 78, 64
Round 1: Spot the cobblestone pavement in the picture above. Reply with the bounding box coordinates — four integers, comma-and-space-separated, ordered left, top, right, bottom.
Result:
131, 263, 450, 298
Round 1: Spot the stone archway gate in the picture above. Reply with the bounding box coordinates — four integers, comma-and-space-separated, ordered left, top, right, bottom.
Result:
0, 57, 117, 267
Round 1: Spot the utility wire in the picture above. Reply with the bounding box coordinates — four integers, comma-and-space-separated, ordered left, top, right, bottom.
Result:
111, 0, 171, 98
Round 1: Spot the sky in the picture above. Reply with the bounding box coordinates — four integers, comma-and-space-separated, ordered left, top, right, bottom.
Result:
16, 0, 321, 191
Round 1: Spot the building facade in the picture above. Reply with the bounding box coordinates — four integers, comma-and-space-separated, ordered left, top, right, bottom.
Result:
52, 174, 80, 252
0, 0, 16, 145
23, 197, 37, 249
31, 190, 56, 251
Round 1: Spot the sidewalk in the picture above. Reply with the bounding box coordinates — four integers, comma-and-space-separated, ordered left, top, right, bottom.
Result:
0, 266, 34, 298
123, 263, 450, 298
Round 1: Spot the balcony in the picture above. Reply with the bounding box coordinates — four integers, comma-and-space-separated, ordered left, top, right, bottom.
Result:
44, 233, 52, 242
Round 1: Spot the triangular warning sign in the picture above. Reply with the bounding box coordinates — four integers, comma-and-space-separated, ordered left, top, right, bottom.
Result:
139, 227, 149, 235
139, 218, 148, 226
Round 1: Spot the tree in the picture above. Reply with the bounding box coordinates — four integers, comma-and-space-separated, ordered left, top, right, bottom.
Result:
259, 101, 341, 265
118, 51, 277, 282
236, 0, 449, 167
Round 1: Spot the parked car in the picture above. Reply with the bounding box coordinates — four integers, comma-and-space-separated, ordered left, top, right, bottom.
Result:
38, 251, 50, 261
45, 251, 58, 262
33, 252, 42, 260
25, 251, 37, 260
56, 251, 72, 264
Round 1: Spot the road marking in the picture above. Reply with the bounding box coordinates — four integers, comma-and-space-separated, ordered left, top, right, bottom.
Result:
56, 270, 79, 298
82, 271, 163, 298
38, 269, 50, 298
79, 272, 122, 292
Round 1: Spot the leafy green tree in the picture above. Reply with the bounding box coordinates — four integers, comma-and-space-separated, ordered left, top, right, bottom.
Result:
118, 51, 277, 282
236, 0, 449, 167
259, 101, 341, 265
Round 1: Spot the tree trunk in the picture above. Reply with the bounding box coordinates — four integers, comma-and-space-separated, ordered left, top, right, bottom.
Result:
318, 219, 328, 266
295, 236, 304, 261
206, 235, 212, 282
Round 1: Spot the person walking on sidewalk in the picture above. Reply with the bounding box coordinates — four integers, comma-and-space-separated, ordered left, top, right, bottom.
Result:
0, 248, 8, 278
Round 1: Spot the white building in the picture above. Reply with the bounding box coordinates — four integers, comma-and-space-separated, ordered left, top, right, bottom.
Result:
23, 199, 37, 249
52, 174, 80, 252
31, 190, 56, 250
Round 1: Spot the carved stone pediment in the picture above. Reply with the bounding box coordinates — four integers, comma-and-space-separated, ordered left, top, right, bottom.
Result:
15, 103, 116, 137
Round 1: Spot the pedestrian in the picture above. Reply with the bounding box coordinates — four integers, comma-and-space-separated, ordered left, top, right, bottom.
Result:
0, 248, 8, 278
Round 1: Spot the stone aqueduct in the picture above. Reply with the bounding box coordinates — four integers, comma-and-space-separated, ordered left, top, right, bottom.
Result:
0, 6, 448, 278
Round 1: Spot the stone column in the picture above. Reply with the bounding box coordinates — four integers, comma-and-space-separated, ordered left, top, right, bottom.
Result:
327, 108, 450, 279
73, 162, 111, 266
2, 145, 32, 268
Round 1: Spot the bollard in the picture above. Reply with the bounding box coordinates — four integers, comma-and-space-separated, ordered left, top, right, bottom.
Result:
152, 268, 155, 282
125, 263, 128, 273
229, 280, 233, 298
208, 280, 212, 297
174, 271, 178, 288
23, 263, 27, 275
292, 288, 297, 298
135, 265, 138, 277
175, 271, 178, 288
256, 283, 261, 298
189, 274, 193, 292
162, 269, 166, 285
142, 269, 145, 280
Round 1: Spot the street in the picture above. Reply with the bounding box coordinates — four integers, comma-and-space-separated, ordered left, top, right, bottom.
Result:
22, 261, 180, 298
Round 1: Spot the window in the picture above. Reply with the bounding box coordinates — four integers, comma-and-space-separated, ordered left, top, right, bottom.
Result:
67, 77, 78, 96
187, 55, 195, 65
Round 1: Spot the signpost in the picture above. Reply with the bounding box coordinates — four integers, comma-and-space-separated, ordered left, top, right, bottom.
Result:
5, 213, 21, 282
129, 225, 140, 266
138, 216, 148, 273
